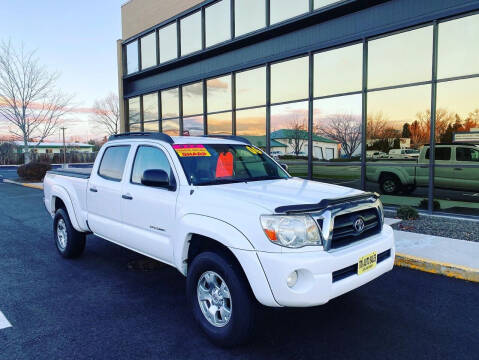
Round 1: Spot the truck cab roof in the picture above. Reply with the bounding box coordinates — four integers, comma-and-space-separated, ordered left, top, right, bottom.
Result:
108, 132, 251, 146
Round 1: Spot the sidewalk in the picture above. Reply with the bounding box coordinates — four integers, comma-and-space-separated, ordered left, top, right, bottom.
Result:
386, 218, 479, 282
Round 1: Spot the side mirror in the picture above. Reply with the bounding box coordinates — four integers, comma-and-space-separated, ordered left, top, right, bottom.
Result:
280, 163, 289, 171
141, 169, 172, 189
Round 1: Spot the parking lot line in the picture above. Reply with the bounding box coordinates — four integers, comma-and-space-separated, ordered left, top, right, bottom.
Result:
0, 311, 12, 329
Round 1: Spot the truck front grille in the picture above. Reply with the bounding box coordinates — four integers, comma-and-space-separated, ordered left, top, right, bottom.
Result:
330, 208, 381, 249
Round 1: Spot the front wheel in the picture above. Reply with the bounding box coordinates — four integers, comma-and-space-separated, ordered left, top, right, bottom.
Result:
53, 208, 86, 258
379, 174, 401, 195
186, 251, 255, 347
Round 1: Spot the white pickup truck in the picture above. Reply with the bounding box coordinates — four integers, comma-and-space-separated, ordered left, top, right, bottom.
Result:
43, 132, 395, 346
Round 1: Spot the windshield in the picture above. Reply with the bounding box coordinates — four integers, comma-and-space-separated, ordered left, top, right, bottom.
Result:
172, 144, 290, 186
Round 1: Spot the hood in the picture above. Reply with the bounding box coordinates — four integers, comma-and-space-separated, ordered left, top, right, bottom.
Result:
195, 177, 363, 213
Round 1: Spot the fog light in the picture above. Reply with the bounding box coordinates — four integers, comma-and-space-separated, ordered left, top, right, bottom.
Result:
287, 271, 298, 288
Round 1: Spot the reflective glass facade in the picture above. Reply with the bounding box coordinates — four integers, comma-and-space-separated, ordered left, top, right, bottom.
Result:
123, 3, 479, 217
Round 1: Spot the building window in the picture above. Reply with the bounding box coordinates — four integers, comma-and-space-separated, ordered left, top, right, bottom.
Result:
129, 123, 142, 132
236, 107, 267, 147
314, 43, 362, 97
143, 93, 158, 122
208, 112, 232, 135
144, 121, 159, 132
438, 13, 479, 79
182, 82, 204, 117
205, 0, 231, 48
128, 97, 140, 125
235, 0, 266, 37
271, 101, 309, 176
271, 56, 309, 104
270, 0, 309, 25
159, 22, 178, 63
235, 66, 266, 109
368, 26, 433, 89
140, 32, 157, 70
183, 116, 204, 136
126, 41, 138, 74
207, 75, 232, 113
161, 88, 179, 119
162, 118, 180, 136
314, 0, 342, 10
366, 85, 431, 205
181, 11, 202, 56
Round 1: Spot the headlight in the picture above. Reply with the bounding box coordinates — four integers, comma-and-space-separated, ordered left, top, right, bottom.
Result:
260, 215, 322, 248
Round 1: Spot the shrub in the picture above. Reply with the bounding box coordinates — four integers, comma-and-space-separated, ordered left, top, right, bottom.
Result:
396, 206, 419, 220
17, 162, 51, 181
418, 199, 441, 211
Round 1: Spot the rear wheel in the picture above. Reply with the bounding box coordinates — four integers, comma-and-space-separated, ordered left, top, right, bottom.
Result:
53, 208, 86, 258
379, 174, 401, 195
186, 251, 255, 347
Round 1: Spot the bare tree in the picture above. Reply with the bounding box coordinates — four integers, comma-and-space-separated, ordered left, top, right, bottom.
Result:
0, 41, 73, 163
0, 142, 17, 165
287, 116, 307, 157
91, 93, 120, 136
317, 113, 361, 159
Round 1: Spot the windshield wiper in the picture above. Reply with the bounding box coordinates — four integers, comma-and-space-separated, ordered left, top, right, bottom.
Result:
195, 178, 249, 186
245, 176, 285, 182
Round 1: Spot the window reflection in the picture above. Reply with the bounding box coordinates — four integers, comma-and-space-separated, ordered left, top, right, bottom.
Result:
126, 41, 138, 74
434, 77, 479, 214
208, 112, 232, 135
181, 11, 202, 56
129, 123, 141, 132
271, 101, 309, 177
366, 85, 431, 206
159, 22, 178, 63
161, 88, 179, 119
207, 75, 232, 113
128, 97, 140, 124
314, 0, 342, 10
271, 56, 309, 104
313, 94, 362, 161
235, 0, 266, 36
144, 121, 159, 132
141, 32, 157, 69
236, 107, 266, 148
314, 44, 362, 97
183, 116, 204, 136
143, 93, 158, 122
162, 118, 180, 136
270, 0, 309, 25
368, 26, 433, 88
235, 67, 266, 109
438, 14, 479, 79
182, 82, 204, 116
205, 0, 231, 47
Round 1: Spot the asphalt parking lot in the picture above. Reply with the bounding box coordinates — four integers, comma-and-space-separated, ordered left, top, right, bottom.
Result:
1, 182, 478, 359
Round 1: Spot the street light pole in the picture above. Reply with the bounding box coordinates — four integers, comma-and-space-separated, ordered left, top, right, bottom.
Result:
61, 127, 67, 168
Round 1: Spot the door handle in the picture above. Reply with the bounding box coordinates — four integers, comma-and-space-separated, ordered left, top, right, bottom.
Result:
89, 187, 98, 193
122, 194, 133, 200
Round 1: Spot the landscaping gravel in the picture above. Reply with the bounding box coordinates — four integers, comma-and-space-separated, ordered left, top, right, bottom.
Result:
385, 210, 479, 242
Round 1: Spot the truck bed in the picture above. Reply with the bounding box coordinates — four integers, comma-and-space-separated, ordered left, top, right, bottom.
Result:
47, 168, 92, 179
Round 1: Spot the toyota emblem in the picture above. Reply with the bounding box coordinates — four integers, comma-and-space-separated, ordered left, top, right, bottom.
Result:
353, 217, 365, 233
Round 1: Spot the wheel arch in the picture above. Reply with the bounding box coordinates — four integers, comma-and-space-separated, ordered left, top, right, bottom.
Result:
49, 185, 84, 232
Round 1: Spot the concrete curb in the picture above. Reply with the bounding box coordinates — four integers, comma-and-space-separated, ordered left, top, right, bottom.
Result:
3, 179, 43, 190
395, 252, 479, 283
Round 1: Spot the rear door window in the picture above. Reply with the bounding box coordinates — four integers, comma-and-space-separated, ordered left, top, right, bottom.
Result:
456, 147, 479, 162
98, 146, 131, 181
425, 147, 451, 160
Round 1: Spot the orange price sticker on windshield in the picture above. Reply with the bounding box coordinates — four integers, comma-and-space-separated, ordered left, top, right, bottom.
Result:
173, 144, 211, 157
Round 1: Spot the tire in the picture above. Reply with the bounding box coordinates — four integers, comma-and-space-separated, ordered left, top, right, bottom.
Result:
186, 251, 255, 347
379, 174, 401, 195
53, 208, 86, 258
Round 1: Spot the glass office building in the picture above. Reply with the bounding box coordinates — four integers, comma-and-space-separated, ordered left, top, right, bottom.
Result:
119, 0, 479, 217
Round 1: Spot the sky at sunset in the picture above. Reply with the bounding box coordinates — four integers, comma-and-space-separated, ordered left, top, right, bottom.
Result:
0, 0, 122, 142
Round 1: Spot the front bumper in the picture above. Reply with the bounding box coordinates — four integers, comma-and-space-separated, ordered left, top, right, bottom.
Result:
257, 225, 395, 307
